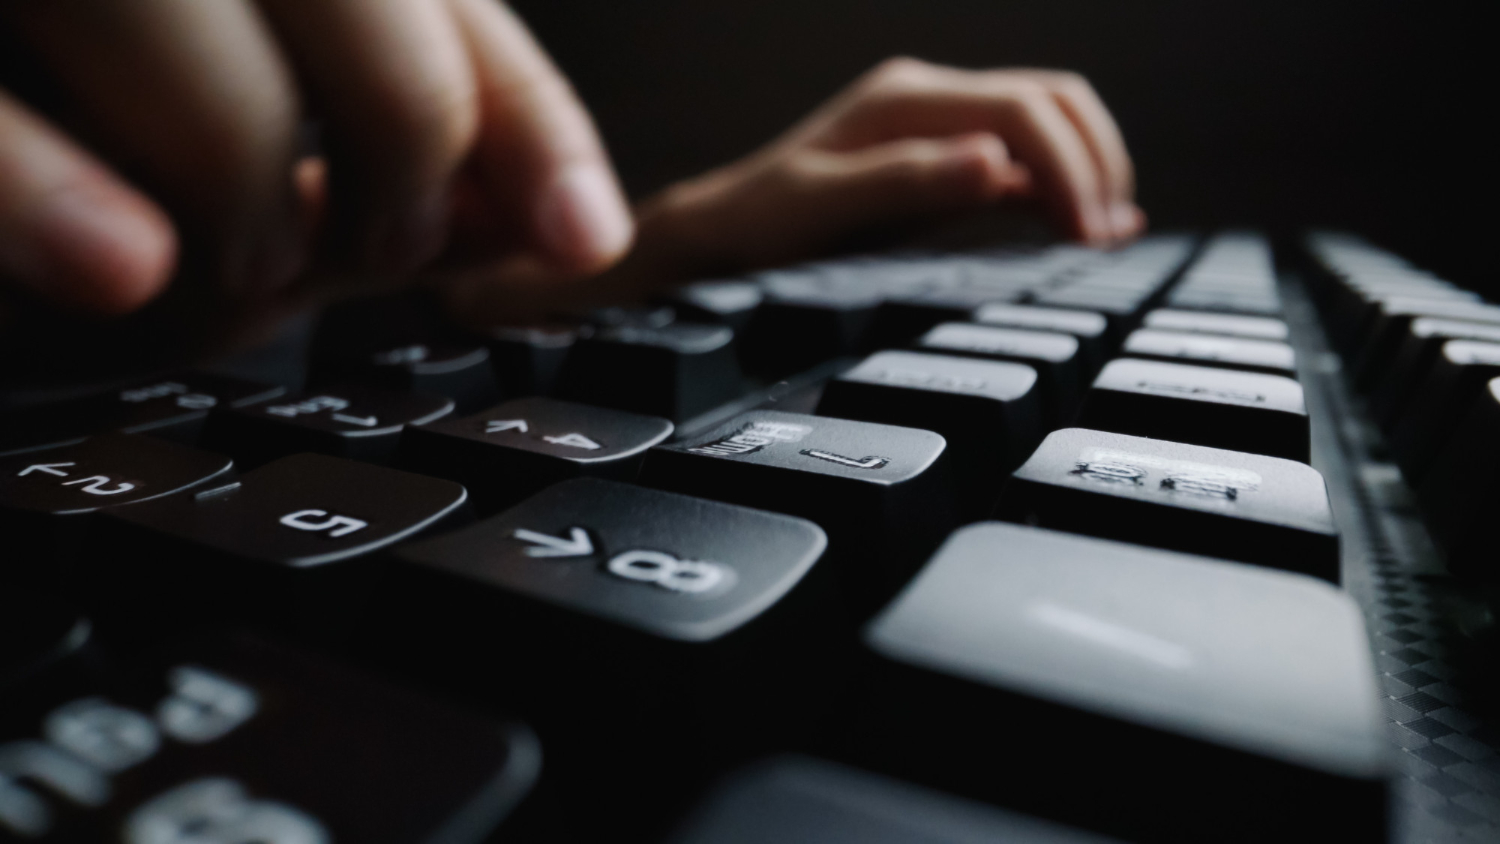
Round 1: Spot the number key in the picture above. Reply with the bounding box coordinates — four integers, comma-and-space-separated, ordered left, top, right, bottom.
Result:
206, 385, 453, 468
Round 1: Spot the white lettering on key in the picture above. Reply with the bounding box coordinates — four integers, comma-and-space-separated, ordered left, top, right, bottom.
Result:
513, 527, 593, 557
544, 433, 601, 450
62, 476, 137, 495
19, 462, 74, 477
799, 450, 889, 470
329, 414, 378, 427
485, 419, 529, 434
120, 382, 186, 403
278, 510, 367, 538
124, 778, 329, 844
606, 550, 732, 594
44, 699, 160, 773
156, 666, 259, 744
264, 396, 349, 418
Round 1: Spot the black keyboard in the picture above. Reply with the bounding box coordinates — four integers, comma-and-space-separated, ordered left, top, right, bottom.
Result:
3, 231, 1498, 843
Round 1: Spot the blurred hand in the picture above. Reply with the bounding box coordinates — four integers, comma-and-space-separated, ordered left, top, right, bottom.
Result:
441, 57, 1144, 325
0, 0, 632, 321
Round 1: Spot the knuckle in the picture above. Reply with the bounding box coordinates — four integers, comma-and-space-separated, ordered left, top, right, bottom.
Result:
864, 55, 934, 91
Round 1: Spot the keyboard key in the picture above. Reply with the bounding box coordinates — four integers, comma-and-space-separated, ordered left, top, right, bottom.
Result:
1120, 328, 1297, 377
996, 428, 1339, 581
741, 274, 883, 374
873, 286, 1023, 348
642, 410, 952, 604
486, 324, 579, 397
1141, 308, 1289, 341
1389, 340, 1500, 482
1370, 316, 1500, 427
917, 323, 1082, 424
668, 756, 1122, 844
557, 321, 744, 422
816, 350, 1041, 513
664, 279, 764, 329
400, 396, 674, 513
1029, 287, 1146, 340
315, 342, 498, 414
0, 373, 283, 457
1417, 377, 1500, 579
0, 635, 539, 843
1077, 358, 1309, 462
1, 434, 234, 585
973, 303, 1109, 374
96, 454, 467, 627
395, 477, 827, 642
205, 385, 454, 468
1350, 297, 1500, 390
856, 522, 1386, 844
1165, 287, 1282, 316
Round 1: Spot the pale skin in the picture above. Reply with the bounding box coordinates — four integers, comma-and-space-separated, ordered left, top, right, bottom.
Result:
0, 1, 1144, 354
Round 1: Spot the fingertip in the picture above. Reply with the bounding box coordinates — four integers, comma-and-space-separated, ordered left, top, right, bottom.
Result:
534, 163, 634, 273
29, 183, 178, 315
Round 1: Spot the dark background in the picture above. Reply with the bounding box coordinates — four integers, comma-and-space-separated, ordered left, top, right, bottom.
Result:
513, 0, 1490, 286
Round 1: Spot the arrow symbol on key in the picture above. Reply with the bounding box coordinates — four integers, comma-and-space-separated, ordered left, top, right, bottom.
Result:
513, 527, 593, 558
799, 450, 889, 470
331, 414, 379, 427
19, 462, 74, 477
485, 419, 529, 434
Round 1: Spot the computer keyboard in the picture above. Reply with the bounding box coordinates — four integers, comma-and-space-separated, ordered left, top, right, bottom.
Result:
3, 231, 1498, 843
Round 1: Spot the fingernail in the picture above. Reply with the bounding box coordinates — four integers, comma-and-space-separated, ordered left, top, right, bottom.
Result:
535, 164, 633, 270
1110, 202, 1142, 238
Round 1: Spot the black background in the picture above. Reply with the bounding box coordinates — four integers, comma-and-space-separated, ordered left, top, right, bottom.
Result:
512, 0, 1490, 286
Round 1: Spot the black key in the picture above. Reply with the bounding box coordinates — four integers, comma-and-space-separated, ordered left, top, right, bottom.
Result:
854, 522, 1386, 844
1141, 308, 1289, 341
205, 385, 453, 467
668, 756, 1122, 844
1078, 358, 1309, 462
1029, 287, 1147, 341
95, 454, 467, 628
1165, 286, 1282, 316
916, 323, 1082, 424
741, 274, 883, 375
1350, 296, 1500, 390
1328, 285, 1474, 354
1389, 340, 1500, 483
1370, 316, 1500, 428
664, 279, 764, 329
0, 592, 90, 689
973, 303, 1109, 375
400, 396, 673, 513
0, 635, 539, 843
0, 434, 234, 585
0, 373, 282, 457
872, 286, 1023, 348
642, 410, 952, 604
996, 428, 1340, 581
816, 350, 1041, 514
1417, 376, 1500, 579
1119, 328, 1296, 377
313, 342, 498, 414
486, 324, 578, 397
557, 322, 744, 422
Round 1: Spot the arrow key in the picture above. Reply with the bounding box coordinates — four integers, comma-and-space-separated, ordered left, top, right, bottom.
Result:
0, 434, 234, 587
400, 396, 674, 513
206, 385, 453, 468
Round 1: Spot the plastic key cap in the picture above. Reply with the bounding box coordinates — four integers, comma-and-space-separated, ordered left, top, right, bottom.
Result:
855, 523, 1386, 844
917, 323, 1082, 425
205, 384, 453, 468
1141, 308, 1289, 341
996, 428, 1340, 582
1076, 358, 1309, 462
1120, 329, 1297, 377
557, 321, 744, 423
1388, 339, 1500, 483
973, 303, 1110, 375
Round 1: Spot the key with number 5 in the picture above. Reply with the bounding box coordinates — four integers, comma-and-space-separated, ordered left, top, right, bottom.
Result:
92, 453, 469, 633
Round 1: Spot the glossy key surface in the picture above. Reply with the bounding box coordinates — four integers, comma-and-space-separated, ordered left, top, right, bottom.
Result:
917, 323, 1082, 423
858, 522, 1385, 843
206, 385, 453, 467
997, 428, 1339, 581
1142, 308, 1289, 341
1120, 328, 1297, 376
400, 396, 673, 513
1077, 358, 1309, 462
558, 321, 743, 422
973, 303, 1109, 374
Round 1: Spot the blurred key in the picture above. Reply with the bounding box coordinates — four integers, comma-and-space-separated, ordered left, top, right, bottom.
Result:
973, 304, 1109, 375
643, 410, 952, 604
1389, 340, 1500, 482
1417, 377, 1500, 579
669, 756, 1123, 844
1350, 297, 1500, 390
96, 454, 467, 628
0, 635, 539, 843
996, 428, 1339, 581
741, 274, 883, 375
1142, 308, 1289, 341
313, 343, 497, 414
0, 373, 282, 457
917, 323, 1083, 424
0, 434, 233, 584
205, 385, 453, 468
856, 523, 1386, 844
1077, 358, 1309, 462
664, 280, 764, 330
873, 287, 1023, 348
816, 350, 1041, 514
1370, 317, 1500, 427
1120, 329, 1297, 377
558, 321, 744, 422
400, 396, 673, 513
487, 324, 579, 397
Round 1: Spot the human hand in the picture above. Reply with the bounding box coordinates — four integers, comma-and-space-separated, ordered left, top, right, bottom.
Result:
0, 0, 631, 323
440, 57, 1144, 325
